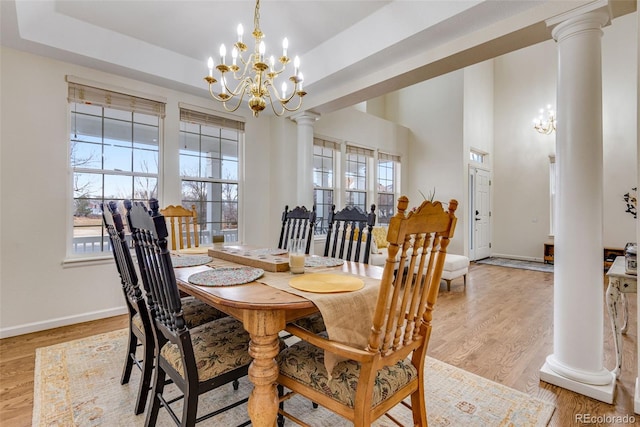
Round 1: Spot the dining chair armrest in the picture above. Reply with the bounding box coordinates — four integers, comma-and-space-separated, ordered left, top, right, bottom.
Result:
284, 323, 374, 363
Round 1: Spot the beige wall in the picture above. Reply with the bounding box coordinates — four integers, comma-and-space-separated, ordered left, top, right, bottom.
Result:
383, 70, 466, 255
492, 12, 638, 261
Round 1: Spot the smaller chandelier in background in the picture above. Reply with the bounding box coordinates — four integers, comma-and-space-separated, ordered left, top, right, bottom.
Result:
204, 0, 305, 117
533, 104, 556, 135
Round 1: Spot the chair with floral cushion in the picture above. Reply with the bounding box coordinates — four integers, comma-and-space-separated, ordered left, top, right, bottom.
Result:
103, 201, 229, 416
277, 196, 458, 426
324, 204, 376, 264
127, 198, 254, 426
102, 201, 155, 415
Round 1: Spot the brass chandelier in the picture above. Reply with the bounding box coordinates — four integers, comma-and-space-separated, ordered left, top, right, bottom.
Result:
533, 104, 556, 135
204, 0, 306, 117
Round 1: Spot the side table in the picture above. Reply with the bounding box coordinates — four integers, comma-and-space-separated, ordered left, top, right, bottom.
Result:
606, 256, 637, 377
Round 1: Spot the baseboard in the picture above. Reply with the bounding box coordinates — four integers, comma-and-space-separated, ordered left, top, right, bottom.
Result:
0, 306, 127, 339
489, 253, 544, 263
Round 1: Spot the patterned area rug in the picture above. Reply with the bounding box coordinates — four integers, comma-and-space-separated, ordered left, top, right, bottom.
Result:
33, 329, 555, 426
475, 257, 554, 273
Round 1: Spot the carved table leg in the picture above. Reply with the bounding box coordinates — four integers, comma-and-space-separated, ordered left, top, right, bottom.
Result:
605, 279, 622, 377
244, 309, 285, 427
621, 293, 629, 334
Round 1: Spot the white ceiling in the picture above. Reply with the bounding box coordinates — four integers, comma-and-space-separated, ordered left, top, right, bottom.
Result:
1, 1, 636, 116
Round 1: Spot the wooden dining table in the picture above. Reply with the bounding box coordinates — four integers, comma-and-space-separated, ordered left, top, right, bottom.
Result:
173, 244, 384, 427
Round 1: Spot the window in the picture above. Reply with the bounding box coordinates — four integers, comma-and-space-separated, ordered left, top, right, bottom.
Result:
345, 145, 373, 211
313, 138, 337, 234
377, 152, 400, 225
69, 82, 164, 255
179, 108, 244, 244
470, 149, 486, 164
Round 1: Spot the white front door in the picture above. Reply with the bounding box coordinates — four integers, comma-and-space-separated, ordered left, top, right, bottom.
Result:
469, 167, 491, 261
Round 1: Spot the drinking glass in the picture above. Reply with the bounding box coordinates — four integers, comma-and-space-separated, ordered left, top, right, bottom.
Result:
289, 238, 305, 274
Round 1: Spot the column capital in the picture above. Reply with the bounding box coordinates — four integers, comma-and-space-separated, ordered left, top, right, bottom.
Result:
291, 111, 321, 126
547, 1, 611, 41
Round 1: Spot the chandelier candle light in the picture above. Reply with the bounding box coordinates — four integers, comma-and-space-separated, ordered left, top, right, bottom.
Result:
533, 104, 556, 134
204, 0, 306, 117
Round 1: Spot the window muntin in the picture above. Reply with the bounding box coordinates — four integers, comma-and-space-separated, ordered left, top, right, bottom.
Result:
179, 110, 242, 243
70, 101, 160, 255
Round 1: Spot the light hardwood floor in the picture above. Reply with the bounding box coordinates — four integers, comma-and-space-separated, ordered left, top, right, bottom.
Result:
0, 263, 637, 426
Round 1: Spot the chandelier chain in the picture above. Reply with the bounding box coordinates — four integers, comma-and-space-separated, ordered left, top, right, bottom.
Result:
254, 0, 261, 34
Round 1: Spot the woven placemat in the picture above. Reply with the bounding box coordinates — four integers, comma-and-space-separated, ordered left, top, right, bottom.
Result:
170, 255, 213, 268
187, 267, 264, 286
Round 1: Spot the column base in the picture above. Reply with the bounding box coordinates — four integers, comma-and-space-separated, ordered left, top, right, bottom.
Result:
634, 377, 640, 414
540, 362, 615, 404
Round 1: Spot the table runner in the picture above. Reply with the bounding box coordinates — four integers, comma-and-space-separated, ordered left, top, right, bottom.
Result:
206, 257, 381, 376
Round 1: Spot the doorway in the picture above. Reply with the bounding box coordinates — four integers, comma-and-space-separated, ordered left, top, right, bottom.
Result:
469, 166, 491, 261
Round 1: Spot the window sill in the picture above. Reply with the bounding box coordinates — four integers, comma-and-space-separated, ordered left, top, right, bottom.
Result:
62, 255, 113, 269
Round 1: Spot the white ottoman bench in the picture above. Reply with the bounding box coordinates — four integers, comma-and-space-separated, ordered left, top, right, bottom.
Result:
440, 253, 470, 291
369, 246, 469, 291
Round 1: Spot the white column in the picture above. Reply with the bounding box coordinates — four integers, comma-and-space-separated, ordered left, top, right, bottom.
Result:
291, 111, 320, 207
539, 7, 615, 403
635, 6, 640, 416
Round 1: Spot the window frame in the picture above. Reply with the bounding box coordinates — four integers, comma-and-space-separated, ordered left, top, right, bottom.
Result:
313, 138, 338, 235
344, 145, 374, 212
376, 152, 401, 225
179, 107, 244, 244
66, 80, 165, 260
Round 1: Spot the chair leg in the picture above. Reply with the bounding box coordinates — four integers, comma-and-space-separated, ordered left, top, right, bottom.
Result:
134, 336, 155, 415
277, 384, 285, 427
144, 365, 166, 427
182, 383, 199, 427
233, 379, 239, 390
410, 386, 428, 426
121, 328, 137, 385
445, 279, 451, 292
463, 274, 467, 289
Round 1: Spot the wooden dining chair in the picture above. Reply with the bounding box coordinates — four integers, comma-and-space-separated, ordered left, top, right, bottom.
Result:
277, 196, 458, 426
103, 201, 228, 416
278, 204, 317, 254
127, 198, 254, 427
102, 201, 155, 415
160, 204, 200, 251
324, 204, 376, 264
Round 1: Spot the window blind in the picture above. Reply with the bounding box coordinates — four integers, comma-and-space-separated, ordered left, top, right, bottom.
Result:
180, 108, 245, 132
346, 145, 374, 157
313, 137, 338, 150
378, 152, 400, 162
67, 82, 166, 117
